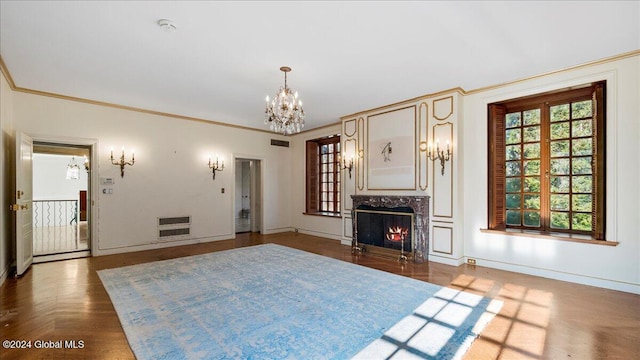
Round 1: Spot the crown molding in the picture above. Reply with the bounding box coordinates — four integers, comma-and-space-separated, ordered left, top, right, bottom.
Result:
339, 87, 465, 121
17, 86, 277, 134
0, 55, 17, 89
340, 49, 640, 120
0, 54, 280, 135
3, 50, 638, 135
0, 53, 336, 136
464, 49, 640, 95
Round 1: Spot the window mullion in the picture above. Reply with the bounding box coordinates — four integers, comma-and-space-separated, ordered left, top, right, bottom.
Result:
541, 103, 551, 231
489, 81, 605, 239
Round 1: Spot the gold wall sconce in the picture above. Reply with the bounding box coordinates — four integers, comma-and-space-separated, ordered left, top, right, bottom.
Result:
208, 155, 224, 180
110, 147, 135, 178
83, 155, 90, 172
340, 152, 354, 179
422, 139, 451, 175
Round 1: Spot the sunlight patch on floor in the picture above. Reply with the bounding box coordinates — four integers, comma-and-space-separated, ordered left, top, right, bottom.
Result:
352, 287, 503, 359
449, 274, 554, 359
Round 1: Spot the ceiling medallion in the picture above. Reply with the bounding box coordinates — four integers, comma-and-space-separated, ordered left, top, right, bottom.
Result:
264, 66, 305, 135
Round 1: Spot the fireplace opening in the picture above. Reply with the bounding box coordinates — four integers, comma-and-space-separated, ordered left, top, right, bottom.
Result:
351, 195, 429, 262
355, 205, 414, 258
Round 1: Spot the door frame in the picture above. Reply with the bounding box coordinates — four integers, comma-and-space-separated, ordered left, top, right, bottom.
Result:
29, 134, 99, 257
232, 155, 263, 235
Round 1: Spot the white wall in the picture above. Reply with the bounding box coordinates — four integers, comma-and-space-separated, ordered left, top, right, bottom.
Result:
33, 154, 88, 200
290, 125, 343, 240
32, 154, 88, 228
462, 55, 640, 294
12, 92, 293, 255
0, 69, 14, 285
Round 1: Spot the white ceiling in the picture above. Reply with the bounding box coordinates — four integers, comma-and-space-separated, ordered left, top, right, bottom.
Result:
1, 1, 638, 133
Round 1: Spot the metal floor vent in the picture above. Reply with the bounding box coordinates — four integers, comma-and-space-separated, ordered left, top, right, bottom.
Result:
158, 216, 191, 241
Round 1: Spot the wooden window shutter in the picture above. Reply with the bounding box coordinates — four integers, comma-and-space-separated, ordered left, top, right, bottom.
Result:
592, 81, 606, 239
305, 140, 319, 213
488, 104, 507, 230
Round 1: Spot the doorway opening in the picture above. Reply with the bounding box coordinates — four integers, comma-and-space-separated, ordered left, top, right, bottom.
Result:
32, 142, 91, 262
235, 158, 261, 233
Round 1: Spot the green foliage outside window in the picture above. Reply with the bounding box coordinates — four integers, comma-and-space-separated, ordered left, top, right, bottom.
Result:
490, 82, 604, 239
504, 99, 594, 232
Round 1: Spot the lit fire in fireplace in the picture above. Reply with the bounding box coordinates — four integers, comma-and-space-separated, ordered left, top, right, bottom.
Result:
385, 226, 409, 242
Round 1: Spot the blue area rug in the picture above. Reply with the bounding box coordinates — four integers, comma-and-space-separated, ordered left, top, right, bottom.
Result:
98, 244, 500, 359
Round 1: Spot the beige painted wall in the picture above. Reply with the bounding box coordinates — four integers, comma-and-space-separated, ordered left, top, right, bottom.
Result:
0, 70, 14, 284
11, 92, 293, 255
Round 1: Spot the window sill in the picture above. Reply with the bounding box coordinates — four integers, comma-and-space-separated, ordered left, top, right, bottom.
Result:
303, 211, 342, 218
479, 228, 618, 246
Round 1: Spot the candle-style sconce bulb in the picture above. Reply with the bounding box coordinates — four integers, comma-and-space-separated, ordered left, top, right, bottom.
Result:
340, 152, 354, 179
423, 139, 452, 175
110, 146, 135, 177
208, 155, 224, 180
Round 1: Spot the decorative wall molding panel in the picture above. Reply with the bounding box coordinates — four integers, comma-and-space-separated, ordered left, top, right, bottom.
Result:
432, 224, 453, 255
340, 90, 461, 262
418, 102, 429, 191
431, 122, 454, 218
433, 96, 454, 121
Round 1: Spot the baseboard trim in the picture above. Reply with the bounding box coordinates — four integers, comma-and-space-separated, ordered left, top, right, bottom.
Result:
261, 227, 294, 235
475, 258, 640, 295
297, 228, 342, 241
94, 234, 234, 256
33, 250, 91, 264
428, 254, 465, 266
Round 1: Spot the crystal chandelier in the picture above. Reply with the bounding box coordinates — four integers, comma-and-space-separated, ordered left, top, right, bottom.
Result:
265, 66, 305, 135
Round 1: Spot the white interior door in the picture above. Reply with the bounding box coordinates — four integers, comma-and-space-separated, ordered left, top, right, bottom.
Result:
15, 132, 34, 276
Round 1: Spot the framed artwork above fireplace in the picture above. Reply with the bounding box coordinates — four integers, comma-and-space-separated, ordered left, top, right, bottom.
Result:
366, 106, 416, 190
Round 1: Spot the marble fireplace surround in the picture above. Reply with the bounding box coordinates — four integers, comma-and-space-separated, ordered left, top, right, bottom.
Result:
351, 195, 430, 263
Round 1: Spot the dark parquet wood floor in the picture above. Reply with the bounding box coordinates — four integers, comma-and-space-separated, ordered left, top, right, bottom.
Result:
1, 232, 639, 359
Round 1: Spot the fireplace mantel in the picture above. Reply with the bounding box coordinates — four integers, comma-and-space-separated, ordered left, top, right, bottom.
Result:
351, 195, 429, 263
